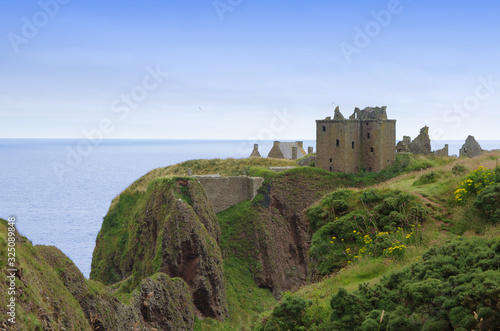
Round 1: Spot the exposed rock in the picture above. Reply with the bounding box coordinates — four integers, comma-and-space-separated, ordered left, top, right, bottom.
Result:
223, 170, 343, 298
135, 274, 196, 330
459, 135, 483, 157
250, 144, 261, 158
0, 215, 202, 331
409, 126, 432, 155
91, 178, 228, 320
434, 144, 449, 157
37, 245, 197, 330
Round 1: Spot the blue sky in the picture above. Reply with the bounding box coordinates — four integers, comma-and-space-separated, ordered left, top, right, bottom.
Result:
1, 0, 499, 141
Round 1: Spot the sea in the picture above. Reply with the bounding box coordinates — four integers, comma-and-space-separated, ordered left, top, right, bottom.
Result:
1, 139, 498, 278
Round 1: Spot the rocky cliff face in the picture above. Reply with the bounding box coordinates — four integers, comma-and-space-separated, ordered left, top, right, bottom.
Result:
0, 219, 196, 331
219, 168, 346, 297
91, 177, 228, 320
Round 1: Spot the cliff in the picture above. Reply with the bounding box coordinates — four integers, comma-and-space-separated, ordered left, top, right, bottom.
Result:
218, 167, 357, 297
90, 177, 228, 320
0, 218, 197, 330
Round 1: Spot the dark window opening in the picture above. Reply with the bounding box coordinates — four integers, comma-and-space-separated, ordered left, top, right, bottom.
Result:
336, 139, 340, 147
352, 141, 355, 149
329, 158, 333, 162
367, 133, 370, 139
371, 147, 374, 152
322, 126, 326, 132
329, 167, 333, 171
369, 167, 372, 172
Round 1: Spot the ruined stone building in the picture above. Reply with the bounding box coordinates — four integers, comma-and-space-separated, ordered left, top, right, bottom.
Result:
396, 126, 449, 157
316, 106, 396, 173
249, 144, 261, 158
460, 135, 484, 157
267, 141, 307, 160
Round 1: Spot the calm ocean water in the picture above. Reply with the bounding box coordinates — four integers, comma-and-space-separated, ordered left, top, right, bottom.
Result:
0, 139, 498, 278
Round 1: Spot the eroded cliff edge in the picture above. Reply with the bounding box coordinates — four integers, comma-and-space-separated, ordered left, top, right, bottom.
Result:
90, 177, 228, 320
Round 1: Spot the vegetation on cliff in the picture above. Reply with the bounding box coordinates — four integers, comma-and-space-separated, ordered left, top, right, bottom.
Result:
91, 177, 228, 320
3, 151, 499, 330
0, 218, 199, 330
254, 151, 500, 330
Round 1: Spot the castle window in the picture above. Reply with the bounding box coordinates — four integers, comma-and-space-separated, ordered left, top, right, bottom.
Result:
352, 141, 355, 149
330, 158, 333, 162
369, 167, 372, 172
329, 167, 333, 171
371, 147, 374, 152
367, 133, 370, 139
322, 126, 326, 132
336, 139, 339, 147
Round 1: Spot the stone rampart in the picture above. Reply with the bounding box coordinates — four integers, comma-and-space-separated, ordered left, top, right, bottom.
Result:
195, 176, 264, 213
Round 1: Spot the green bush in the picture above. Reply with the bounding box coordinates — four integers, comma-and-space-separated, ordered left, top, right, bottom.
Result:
255, 293, 311, 331
309, 189, 425, 275
307, 189, 353, 232
360, 189, 383, 204
454, 166, 497, 202
473, 183, 500, 223
325, 237, 500, 330
451, 164, 467, 175
413, 171, 439, 186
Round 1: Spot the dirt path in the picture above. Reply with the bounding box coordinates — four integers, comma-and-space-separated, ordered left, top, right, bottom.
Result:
410, 192, 449, 232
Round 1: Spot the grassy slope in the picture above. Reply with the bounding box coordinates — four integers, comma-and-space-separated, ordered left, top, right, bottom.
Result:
0, 219, 91, 330
189, 154, 458, 329
265, 151, 500, 328
187, 152, 500, 329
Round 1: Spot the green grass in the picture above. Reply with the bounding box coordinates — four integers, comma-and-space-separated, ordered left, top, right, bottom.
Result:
194, 257, 277, 331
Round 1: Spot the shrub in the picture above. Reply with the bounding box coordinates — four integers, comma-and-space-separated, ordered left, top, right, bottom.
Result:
454, 166, 497, 202
413, 171, 439, 186
473, 183, 500, 223
324, 237, 500, 330
309, 189, 424, 275
255, 293, 311, 330
452, 164, 467, 175
360, 189, 383, 204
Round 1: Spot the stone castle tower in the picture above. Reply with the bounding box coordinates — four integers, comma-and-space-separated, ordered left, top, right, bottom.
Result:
316, 106, 396, 173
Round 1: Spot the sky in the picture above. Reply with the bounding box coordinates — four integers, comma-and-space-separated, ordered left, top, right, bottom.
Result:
1, 0, 499, 141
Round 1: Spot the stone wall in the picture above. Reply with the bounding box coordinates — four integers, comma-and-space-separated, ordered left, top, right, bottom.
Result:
435, 144, 449, 157
195, 176, 264, 213
297, 155, 317, 166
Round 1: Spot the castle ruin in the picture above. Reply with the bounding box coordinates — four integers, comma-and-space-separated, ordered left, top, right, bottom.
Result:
316, 106, 396, 173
